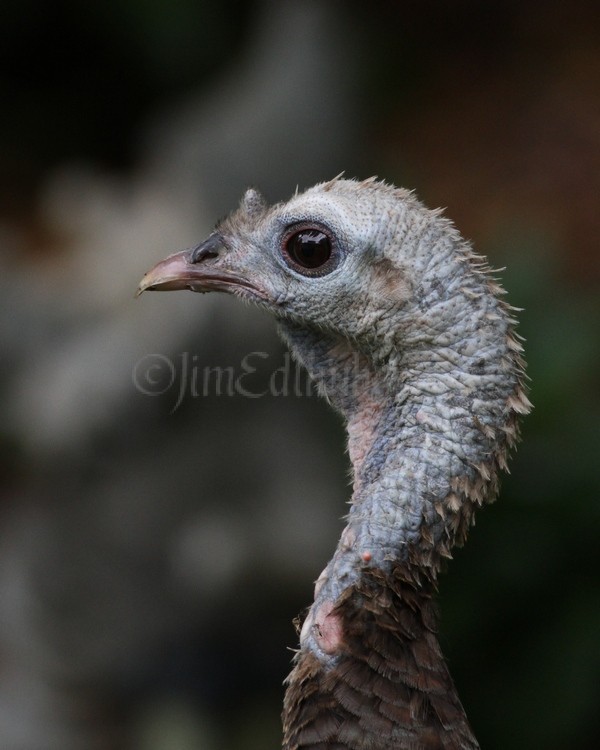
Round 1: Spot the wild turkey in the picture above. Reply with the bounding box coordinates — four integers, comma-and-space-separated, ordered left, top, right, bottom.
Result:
138, 177, 530, 749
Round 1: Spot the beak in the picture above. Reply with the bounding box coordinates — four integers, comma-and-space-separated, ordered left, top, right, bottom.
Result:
136, 234, 267, 301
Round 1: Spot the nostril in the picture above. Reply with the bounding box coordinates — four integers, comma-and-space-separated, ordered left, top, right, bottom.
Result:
189, 233, 223, 264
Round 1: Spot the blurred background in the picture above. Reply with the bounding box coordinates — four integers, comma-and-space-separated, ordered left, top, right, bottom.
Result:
1, 0, 599, 748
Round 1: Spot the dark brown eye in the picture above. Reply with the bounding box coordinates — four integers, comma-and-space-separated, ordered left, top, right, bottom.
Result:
283, 227, 334, 275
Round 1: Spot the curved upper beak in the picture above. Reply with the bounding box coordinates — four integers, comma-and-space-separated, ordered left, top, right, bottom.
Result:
136, 235, 267, 301
136, 247, 213, 297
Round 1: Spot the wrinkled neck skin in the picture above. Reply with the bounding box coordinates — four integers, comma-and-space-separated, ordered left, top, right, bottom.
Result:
278, 249, 522, 666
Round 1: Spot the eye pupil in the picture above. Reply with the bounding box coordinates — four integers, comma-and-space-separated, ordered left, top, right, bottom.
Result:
286, 229, 332, 270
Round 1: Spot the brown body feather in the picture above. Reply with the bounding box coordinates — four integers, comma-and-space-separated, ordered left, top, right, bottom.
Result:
284, 566, 478, 750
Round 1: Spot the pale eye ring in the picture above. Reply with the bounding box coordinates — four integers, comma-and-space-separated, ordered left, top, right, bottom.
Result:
281, 224, 338, 277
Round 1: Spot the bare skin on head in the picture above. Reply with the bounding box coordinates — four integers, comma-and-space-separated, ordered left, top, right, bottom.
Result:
138, 177, 530, 749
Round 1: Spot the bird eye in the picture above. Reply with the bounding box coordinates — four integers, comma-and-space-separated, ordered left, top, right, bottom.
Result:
282, 225, 336, 276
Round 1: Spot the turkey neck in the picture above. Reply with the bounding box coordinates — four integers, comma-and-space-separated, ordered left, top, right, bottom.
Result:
279, 310, 516, 611
279, 322, 502, 749
278, 256, 525, 747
